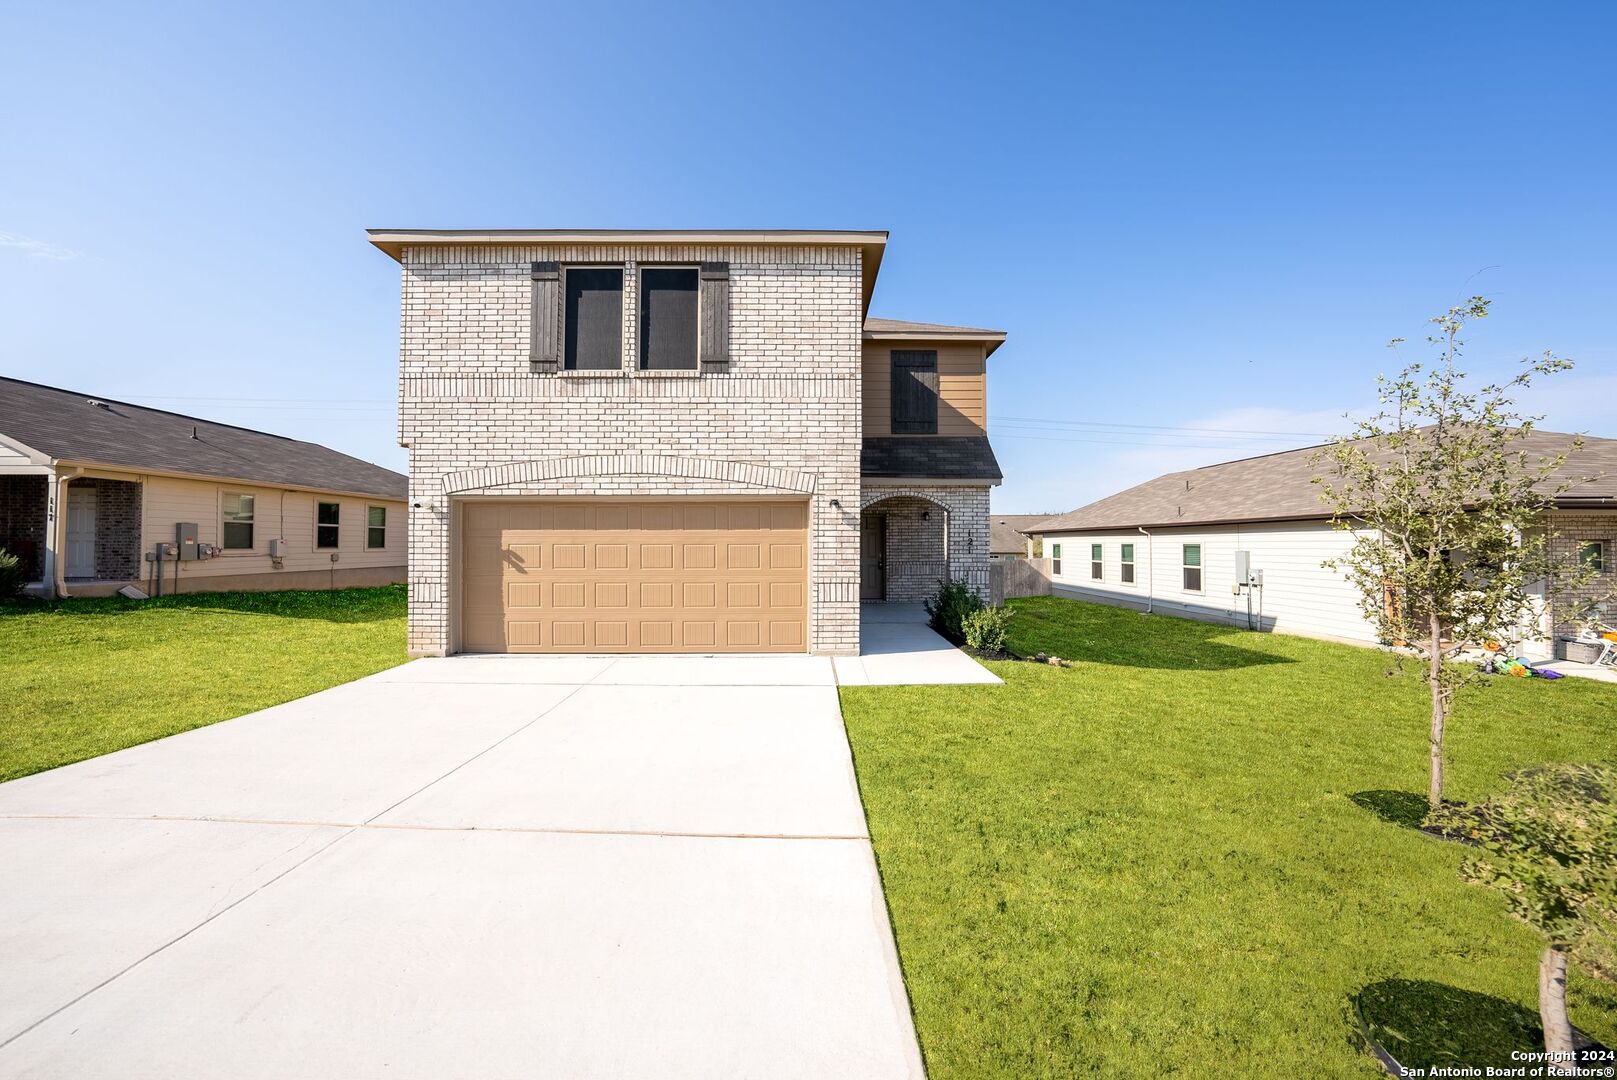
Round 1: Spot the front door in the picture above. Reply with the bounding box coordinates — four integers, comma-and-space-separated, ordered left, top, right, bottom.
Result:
66, 485, 96, 578
860, 512, 885, 601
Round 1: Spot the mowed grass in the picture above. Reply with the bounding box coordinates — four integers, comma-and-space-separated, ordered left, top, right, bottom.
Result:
839, 595, 1617, 1079
0, 586, 407, 782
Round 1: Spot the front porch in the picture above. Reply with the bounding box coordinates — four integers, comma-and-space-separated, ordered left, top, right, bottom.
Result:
0, 474, 143, 595
858, 485, 991, 605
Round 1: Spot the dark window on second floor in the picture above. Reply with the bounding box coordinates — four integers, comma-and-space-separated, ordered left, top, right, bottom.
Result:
564, 268, 624, 370
891, 350, 939, 434
639, 267, 699, 370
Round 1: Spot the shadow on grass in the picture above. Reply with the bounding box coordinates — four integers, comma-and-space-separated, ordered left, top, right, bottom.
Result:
1004, 596, 1296, 671
1349, 790, 1429, 830
1352, 978, 1607, 1073
0, 585, 405, 625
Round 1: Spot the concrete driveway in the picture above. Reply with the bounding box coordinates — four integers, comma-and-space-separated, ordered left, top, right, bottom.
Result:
0, 655, 924, 1079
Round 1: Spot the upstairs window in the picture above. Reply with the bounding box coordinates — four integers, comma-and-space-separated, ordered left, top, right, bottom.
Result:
222, 494, 255, 550
890, 350, 939, 434
1051, 543, 1062, 576
367, 506, 387, 550
1579, 541, 1606, 572
1121, 543, 1135, 584
1182, 544, 1203, 592
317, 502, 340, 549
1091, 543, 1103, 580
639, 267, 699, 370
564, 267, 624, 370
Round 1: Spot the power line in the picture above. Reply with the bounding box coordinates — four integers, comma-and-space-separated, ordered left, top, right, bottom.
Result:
990, 414, 1335, 439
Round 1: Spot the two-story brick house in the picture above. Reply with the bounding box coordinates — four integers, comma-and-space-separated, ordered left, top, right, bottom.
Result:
370, 229, 1003, 656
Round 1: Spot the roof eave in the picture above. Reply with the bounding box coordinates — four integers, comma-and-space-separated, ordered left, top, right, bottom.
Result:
863, 329, 1007, 357
366, 229, 890, 316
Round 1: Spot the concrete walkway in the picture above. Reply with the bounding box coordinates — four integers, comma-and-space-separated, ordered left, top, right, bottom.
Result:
0, 656, 924, 1079
834, 603, 1004, 687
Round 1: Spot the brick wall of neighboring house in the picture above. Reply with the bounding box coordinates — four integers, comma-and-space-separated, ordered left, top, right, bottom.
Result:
1549, 509, 1617, 639
0, 475, 48, 580
861, 485, 991, 603
396, 243, 863, 656
85, 478, 142, 580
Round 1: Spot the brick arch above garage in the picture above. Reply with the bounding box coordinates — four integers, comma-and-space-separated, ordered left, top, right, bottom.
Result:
440, 455, 819, 497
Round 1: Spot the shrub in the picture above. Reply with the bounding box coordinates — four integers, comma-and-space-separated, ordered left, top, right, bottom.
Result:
0, 549, 22, 601
924, 579, 984, 641
962, 605, 1012, 653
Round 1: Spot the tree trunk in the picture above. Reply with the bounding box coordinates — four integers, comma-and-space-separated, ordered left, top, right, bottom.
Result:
1540, 946, 1576, 1073
1427, 617, 1446, 813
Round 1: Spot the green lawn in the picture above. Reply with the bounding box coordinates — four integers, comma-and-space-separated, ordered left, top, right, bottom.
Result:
840, 595, 1617, 1079
0, 586, 408, 782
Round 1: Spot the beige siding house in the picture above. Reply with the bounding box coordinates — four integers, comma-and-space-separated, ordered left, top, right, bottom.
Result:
1031, 432, 1617, 656
372, 228, 1006, 657
0, 378, 408, 597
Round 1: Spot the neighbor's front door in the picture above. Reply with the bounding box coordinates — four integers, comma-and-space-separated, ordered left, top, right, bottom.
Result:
860, 513, 885, 601
65, 485, 96, 578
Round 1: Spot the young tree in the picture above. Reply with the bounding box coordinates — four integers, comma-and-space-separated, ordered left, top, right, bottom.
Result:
1315, 298, 1606, 812
1434, 764, 1616, 1073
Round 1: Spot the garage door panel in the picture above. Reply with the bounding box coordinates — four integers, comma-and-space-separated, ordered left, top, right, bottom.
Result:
461, 500, 808, 654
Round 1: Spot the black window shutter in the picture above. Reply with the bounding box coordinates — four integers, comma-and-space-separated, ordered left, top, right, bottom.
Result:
529, 262, 560, 371
890, 350, 939, 434
699, 262, 731, 371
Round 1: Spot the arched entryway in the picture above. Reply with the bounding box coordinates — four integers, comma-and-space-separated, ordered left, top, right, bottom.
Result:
860, 493, 951, 602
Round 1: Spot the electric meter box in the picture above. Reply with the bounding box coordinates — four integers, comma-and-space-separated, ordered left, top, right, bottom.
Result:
175, 523, 199, 561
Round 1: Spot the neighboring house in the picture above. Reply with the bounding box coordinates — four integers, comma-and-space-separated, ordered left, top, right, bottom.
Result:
369, 228, 1005, 656
989, 514, 1048, 561
0, 378, 408, 597
1030, 431, 1616, 655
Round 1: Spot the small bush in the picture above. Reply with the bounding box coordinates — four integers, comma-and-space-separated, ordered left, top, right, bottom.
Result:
924, 579, 984, 641
0, 549, 23, 601
963, 605, 1012, 652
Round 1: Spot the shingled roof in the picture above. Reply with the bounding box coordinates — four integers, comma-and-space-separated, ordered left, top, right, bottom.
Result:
0, 378, 407, 499
1033, 429, 1617, 534
863, 317, 1007, 356
990, 514, 1049, 555
862, 436, 1003, 483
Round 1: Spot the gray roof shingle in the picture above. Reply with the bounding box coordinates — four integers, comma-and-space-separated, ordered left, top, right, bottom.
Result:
862, 436, 1003, 482
990, 514, 1049, 554
1033, 429, 1617, 534
0, 378, 407, 499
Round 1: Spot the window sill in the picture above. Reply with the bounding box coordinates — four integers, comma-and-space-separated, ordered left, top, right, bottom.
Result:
632, 368, 703, 379
555, 369, 628, 379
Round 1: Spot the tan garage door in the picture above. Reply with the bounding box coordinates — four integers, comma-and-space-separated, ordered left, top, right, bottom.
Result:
460, 500, 809, 654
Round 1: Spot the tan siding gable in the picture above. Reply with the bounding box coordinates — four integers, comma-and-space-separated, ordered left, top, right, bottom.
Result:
862, 341, 986, 436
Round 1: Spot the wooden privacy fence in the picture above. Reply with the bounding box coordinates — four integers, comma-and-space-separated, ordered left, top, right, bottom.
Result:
990, 557, 1053, 606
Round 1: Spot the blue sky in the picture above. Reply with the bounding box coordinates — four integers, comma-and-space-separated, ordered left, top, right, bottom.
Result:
3, 1, 1613, 513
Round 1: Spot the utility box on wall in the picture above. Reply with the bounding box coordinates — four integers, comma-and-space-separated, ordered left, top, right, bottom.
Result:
175, 522, 199, 561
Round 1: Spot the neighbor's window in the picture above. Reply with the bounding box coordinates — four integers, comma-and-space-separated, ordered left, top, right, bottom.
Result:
317, 502, 340, 549
639, 267, 699, 370
1578, 541, 1606, 572
367, 506, 387, 549
890, 350, 939, 434
1091, 543, 1103, 581
1182, 544, 1203, 592
564, 267, 624, 371
1121, 543, 1135, 584
222, 494, 255, 550
1051, 543, 1062, 576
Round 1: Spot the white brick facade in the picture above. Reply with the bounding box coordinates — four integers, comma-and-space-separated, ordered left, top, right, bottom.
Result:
397, 243, 863, 656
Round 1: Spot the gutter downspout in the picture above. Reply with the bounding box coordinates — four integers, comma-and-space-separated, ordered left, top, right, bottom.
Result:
1138, 526, 1154, 614
52, 466, 83, 599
